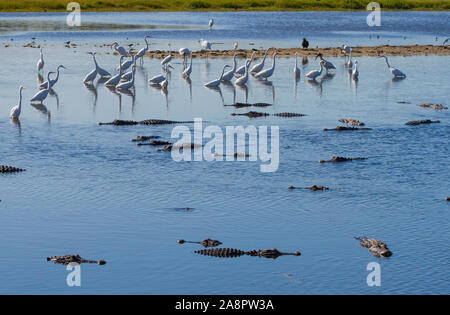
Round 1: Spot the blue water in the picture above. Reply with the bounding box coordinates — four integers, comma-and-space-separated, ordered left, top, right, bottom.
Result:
0, 11, 449, 294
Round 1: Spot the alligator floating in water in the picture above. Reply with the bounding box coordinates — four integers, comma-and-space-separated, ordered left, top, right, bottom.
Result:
417, 103, 448, 110
178, 239, 223, 248
339, 118, 365, 126
355, 237, 392, 258
137, 140, 173, 146
319, 156, 367, 163
194, 248, 301, 259
323, 126, 372, 131
225, 102, 272, 108
0, 166, 25, 173
131, 136, 161, 142
231, 112, 306, 118
157, 143, 203, 152
405, 119, 440, 126
99, 119, 195, 126
47, 255, 106, 265
288, 185, 329, 191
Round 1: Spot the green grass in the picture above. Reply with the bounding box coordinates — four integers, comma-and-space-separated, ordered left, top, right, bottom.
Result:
0, 0, 448, 12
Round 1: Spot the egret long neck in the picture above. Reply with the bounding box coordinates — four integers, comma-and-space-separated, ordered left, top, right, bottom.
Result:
18, 88, 23, 111
384, 57, 390, 68
93, 54, 98, 68
46, 73, 52, 90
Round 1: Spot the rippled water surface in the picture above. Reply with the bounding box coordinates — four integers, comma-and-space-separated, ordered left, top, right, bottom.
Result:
0, 11, 449, 294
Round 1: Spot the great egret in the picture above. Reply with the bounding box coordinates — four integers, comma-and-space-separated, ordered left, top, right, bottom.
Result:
235, 51, 256, 76
160, 74, 168, 90
341, 45, 351, 60
84, 68, 97, 84
179, 47, 190, 64
305, 63, 323, 80
200, 39, 212, 51
221, 54, 237, 81
250, 48, 270, 74
380, 55, 406, 78
204, 65, 231, 87
181, 53, 193, 78
105, 56, 125, 87
37, 48, 44, 72
346, 49, 353, 68
116, 66, 136, 90
302, 38, 309, 49
31, 72, 55, 103
121, 54, 137, 81
149, 70, 167, 85
294, 53, 300, 78
135, 36, 151, 64
235, 60, 251, 86
10, 86, 25, 119
112, 42, 128, 56
209, 19, 214, 29
89, 52, 111, 77
117, 49, 135, 72
352, 60, 359, 80
234, 42, 238, 50
255, 52, 278, 79
315, 53, 336, 73
161, 44, 172, 68
39, 65, 67, 90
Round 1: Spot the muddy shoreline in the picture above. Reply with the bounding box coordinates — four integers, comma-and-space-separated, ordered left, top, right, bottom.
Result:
143, 45, 450, 59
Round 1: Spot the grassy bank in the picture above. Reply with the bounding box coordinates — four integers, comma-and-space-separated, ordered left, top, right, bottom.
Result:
0, 0, 449, 12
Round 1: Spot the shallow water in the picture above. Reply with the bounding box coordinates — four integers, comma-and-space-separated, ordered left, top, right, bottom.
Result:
0, 12, 449, 295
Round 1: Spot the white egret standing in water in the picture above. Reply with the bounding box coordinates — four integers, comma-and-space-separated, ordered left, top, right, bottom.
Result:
380, 55, 406, 78
112, 42, 128, 56
305, 62, 324, 80
352, 60, 359, 80
221, 54, 237, 81
209, 19, 214, 29
105, 56, 125, 87
236, 51, 256, 76
179, 47, 190, 64
250, 48, 270, 74
235, 59, 251, 86
10, 86, 25, 119
116, 66, 136, 90
315, 53, 336, 73
255, 52, 278, 79
161, 44, 173, 68
37, 48, 44, 72
39, 65, 67, 89
181, 54, 193, 78
31, 72, 55, 103
204, 65, 231, 87
294, 53, 301, 78
135, 36, 151, 65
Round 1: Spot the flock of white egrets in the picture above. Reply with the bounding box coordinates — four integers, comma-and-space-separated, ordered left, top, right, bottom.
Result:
8, 31, 407, 120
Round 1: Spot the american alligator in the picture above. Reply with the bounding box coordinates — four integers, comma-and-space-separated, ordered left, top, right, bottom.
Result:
405, 119, 440, 126
47, 255, 106, 265
323, 126, 372, 131
319, 156, 367, 163
213, 153, 251, 158
157, 143, 202, 152
225, 103, 272, 108
99, 119, 195, 126
417, 103, 448, 110
195, 248, 301, 259
288, 185, 329, 191
0, 166, 25, 173
273, 113, 307, 117
339, 118, 365, 126
131, 136, 161, 142
231, 112, 306, 118
355, 237, 393, 258
137, 140, 172, 146
178, 239, 223, 248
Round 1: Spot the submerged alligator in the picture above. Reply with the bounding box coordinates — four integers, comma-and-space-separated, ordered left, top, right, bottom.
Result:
137, 140, 172, 146
47, 255, 106, 265
339, 118, 365, 126
157, 143, 203, 152
225, 102, 272, 108
195, 248, 301, 259
0, 166, 25, 173
405, 119, 440, 126
417, 103, 448, 110
323, 126, 372, 132
178, 239, 223, 248
355, 237, 393, 258
319, 156, 367, 163
288, 185, 329, 191
131, 136, 161, 142
99, 119, 195, 126
231, 112, 306, 118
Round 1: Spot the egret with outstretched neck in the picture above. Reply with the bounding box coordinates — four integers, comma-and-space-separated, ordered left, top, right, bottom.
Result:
161, 44, 173, 68
221, 54, 237, 81
135, 36, 151, 65
37, 48, 44, 73
235, 51, 256, 76
31, 72, 55, 103
89, 52, 111, 77
380, 55, 406, 78
250, 48, 270, 74
181, 53, 193, 78
315, 53, 335, 73
116, 66, 136, 90
255, 52, 278, 79
39, 65, 67, 89
204, 65, 231, 87
235, 59, 251, 86
10, 86, 25, 119
294, 53, 301, 78
117, 49, 135, 72
305, 62, 323, 80
112, 42, 127, 56
352, 60, 359, 80
105, 56, 125, 86
179, 47, 190, 64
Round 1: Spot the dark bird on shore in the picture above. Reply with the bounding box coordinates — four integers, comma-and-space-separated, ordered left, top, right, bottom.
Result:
443, 38, 449, 46
65, 41, 71, 45
302, 38, 309, 49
